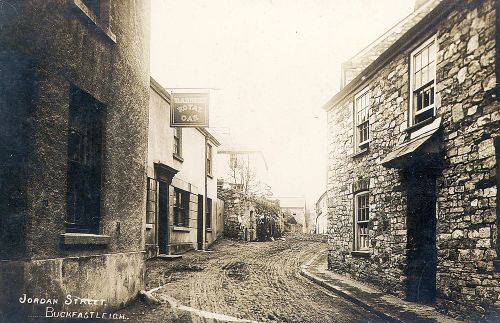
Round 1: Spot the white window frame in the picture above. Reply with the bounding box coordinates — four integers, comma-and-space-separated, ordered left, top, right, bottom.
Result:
206, 143, 213, 176
173, 127, 182, 158
354, 191, 370, 251
354, 87, 371, 152
409, 35, 437, 127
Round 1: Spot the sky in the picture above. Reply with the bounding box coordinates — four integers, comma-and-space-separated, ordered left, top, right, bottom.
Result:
150, 0, 415, 210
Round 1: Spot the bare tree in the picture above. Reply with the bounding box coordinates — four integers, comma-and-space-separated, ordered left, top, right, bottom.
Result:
228, 153, 261, 195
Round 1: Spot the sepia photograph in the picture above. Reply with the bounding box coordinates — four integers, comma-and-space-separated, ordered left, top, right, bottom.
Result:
0, 0, 499, 322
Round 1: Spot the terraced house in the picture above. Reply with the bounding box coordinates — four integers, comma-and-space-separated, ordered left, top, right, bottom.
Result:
323, 0, 499, 320
146, 78, 223, 257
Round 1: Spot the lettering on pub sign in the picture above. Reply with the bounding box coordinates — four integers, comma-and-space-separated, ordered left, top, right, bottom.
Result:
171, 93, 209, 127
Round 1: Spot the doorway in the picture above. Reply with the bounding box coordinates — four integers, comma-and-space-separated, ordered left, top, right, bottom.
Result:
197, 195, 204, 250
158, 181, 169, 254
405, 168, 437, 303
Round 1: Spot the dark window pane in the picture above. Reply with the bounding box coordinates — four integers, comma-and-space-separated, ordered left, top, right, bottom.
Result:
66, 87, 103, 233
356, 193, 370, 250
415, 109, 434, 124
355, 90, 370, 148
173, 188, 190, 227
206, 198, 212, 228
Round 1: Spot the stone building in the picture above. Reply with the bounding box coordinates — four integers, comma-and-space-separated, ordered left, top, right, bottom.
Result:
0, 0, 150, 320
323, 0, 499, 320
146, 78, 223, 256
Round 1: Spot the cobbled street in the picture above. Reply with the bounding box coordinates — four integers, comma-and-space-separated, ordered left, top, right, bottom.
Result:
118, 234, 384, 323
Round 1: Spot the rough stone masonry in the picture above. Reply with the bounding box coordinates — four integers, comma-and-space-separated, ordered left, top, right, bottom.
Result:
325, 0, 499, 320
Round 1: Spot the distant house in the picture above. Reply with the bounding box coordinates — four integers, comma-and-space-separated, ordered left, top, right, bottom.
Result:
323, 0, 499, 320
276, 197, 307, 233
216, 148, 272, 197
147, 78, 223, 256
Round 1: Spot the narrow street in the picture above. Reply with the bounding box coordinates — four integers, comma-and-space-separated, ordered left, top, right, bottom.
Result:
118, 234, 384, 323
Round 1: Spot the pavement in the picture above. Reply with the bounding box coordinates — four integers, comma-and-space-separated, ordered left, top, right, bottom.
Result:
300, 251, 460, 323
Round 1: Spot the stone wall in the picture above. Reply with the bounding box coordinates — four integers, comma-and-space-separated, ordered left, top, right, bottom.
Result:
219, 188, 247, 239
434, 1, 498, 318
219, 188, 283, 241
326, 0, 499, 320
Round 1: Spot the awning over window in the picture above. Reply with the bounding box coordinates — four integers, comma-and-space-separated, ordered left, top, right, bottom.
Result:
381, 118, 441, 169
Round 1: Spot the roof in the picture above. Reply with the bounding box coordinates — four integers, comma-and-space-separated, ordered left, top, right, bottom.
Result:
340, 0, 444, 87
276, 197, 306, 209
150, 76, 220, 146
323, 0, 456, 111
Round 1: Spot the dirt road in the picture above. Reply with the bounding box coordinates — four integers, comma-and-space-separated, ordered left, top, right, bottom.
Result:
117, 234, 383, 322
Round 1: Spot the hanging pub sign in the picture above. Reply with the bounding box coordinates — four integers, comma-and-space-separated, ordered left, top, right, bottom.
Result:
171, 93, 209, 127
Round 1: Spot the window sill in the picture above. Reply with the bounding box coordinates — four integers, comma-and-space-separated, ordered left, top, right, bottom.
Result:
70, 0, 116, 43
173, 154, 184, 162
351, 250, 370, 258
351, 148, 369, 159
60, 233, 110, 246
206, 228, 213, 232
145, 223, 154, 229
173, 226, 190, 232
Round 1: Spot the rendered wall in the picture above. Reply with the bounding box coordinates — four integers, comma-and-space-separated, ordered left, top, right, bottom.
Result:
0, 0, 150, 320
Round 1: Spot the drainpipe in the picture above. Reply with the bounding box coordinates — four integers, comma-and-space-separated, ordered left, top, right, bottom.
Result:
203, 135, 208, 250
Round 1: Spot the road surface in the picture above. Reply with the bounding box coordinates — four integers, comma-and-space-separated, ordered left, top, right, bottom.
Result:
118, 234, 384, 322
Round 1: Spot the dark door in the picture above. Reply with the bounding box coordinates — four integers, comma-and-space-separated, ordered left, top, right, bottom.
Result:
405, 169, 437, 303
197, 195, 204, 250
158, 181, 169, 254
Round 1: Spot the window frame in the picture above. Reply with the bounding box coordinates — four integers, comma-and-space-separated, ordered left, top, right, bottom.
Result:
206, 143, 213, 176
409, 35, 437, 127
354, 87, 371, 153
146, 177, 157, 225
205, 197, 212, 229
173, 188, 189, 227
81, 0, 101, 17
71, 0, 115, 43
173, 127, 182, 159
65, 86, 104, 234
354, 191, 370, 251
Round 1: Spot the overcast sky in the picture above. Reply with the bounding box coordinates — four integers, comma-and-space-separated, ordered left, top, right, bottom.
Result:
150, 0, 415, 209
